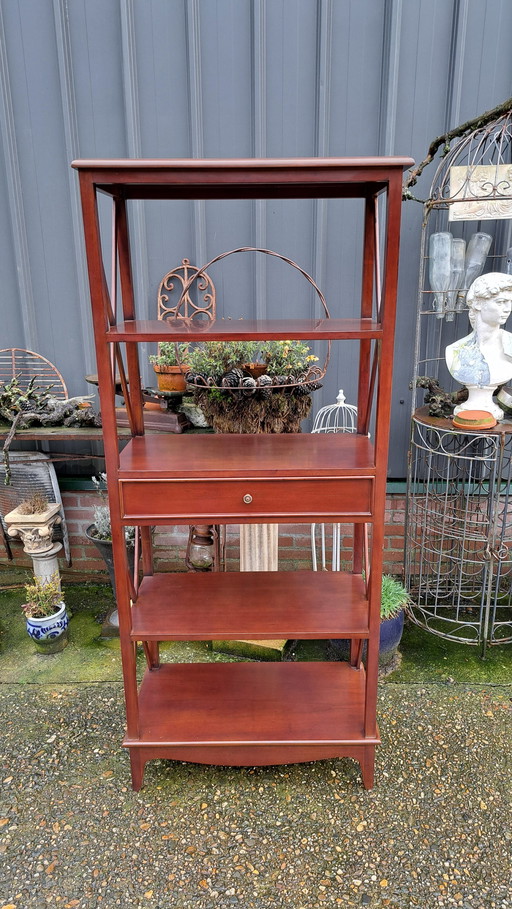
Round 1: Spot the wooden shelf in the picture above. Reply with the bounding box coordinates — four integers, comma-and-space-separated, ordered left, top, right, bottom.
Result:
130, 571, 369, 641
107, 318, 382, 342
118, 432, 375, 479
127, 662, 378, 747
0, 423, 129, 442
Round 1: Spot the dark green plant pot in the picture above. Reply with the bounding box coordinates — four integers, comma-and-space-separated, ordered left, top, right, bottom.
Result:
378, 609, 405, 665
85, 525, 136, 634
329, 609, 405, 666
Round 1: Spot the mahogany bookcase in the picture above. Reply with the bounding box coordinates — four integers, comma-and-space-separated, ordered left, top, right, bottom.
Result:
72, 156, 412, 790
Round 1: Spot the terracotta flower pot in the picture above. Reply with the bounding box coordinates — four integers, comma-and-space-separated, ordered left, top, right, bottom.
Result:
243, 362, 269, 379
152, 364, 190, 393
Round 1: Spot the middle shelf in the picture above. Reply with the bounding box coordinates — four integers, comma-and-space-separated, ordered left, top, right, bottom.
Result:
130, 570, 369, 641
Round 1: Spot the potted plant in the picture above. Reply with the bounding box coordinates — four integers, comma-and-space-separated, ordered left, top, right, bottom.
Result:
85, 475, 137, 632
328, 573, 409, 669
4, 492, 61, 554
21, 571, 68, 653
186, 339, 322, 433
149, 342, 190, 392
378, 574, 409, 666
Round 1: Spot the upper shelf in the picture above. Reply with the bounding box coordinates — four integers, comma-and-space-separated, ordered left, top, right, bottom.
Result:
107, 318, 382, 342
72, 156, 413, 200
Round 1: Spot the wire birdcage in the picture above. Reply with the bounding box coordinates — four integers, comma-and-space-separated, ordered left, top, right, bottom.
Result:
406, 109, 512, 654
412, 111, 512, 409
405, 416, 512, 656
311, 390, 358, 571
312, 389, 358, 434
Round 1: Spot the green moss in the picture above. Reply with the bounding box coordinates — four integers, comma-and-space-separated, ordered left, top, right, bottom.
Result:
1, 580, 511, 686
0, 582, 125, 683
390, 619, 512, 684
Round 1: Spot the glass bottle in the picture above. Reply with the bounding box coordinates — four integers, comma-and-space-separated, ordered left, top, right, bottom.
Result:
445, 238, 466, 321
456, 231, 493, 310
429, 232, 452, 319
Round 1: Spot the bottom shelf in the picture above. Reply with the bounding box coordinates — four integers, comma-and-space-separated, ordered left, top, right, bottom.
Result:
124, 662, 379, 789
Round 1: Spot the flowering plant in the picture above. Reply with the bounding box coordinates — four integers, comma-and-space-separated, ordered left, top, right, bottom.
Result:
186, 341, 258, 379
185, 340, 322, 434
186, 339, 319, 386
260, 340, 319, 374
21, 572, 62, 618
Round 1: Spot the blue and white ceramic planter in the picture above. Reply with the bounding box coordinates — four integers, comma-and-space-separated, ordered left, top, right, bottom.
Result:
26, 602, 69, 653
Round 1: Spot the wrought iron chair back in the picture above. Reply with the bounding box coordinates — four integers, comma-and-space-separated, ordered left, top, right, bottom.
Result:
0, 348, 68, 398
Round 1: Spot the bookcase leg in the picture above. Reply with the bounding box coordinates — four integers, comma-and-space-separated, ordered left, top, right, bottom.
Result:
360, 747, 375, 790
129, 749, 145, 791
350, 638, 364, 667
143, 641, 160, 669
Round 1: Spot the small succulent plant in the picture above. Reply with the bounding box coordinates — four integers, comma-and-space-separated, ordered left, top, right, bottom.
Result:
16, 493, 50, 515
380, 574, 409, 620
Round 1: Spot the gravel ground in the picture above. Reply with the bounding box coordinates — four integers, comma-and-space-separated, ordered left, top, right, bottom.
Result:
1, 681, 511, 909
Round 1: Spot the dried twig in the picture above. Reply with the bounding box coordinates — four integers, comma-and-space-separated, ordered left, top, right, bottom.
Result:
403, 97, 512, 200
3, 412, 23, 485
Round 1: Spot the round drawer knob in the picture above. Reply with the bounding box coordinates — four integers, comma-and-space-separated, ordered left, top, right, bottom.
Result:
243, 494, 253, 504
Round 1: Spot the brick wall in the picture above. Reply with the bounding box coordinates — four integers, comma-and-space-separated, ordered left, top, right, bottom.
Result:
1, 490, 406, 579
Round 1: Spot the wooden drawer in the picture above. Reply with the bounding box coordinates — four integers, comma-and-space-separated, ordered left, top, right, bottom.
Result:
119, 476, 373, 522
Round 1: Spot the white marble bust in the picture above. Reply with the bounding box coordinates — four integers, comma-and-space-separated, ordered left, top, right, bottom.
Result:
445, 272, 512, 418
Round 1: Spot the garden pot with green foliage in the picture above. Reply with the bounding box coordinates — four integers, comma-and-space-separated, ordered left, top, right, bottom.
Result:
378, 574, 409, 666
85, 522, 136, 601
86, 475, 137, 631
21, 571, 69, 653
329, 574, 409, 667
149, 342, 190, 392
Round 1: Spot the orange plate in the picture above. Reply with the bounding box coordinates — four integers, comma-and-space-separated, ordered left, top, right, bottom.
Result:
452, 409, 497, 430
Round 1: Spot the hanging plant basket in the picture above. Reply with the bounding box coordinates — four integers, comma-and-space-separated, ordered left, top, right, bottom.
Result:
192, 386, 313, 433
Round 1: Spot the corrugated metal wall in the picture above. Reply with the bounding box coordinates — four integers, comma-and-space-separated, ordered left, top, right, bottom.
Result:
1, 0, 512, 476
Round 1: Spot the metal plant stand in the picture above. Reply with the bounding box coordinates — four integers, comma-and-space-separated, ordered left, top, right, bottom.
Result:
405, 409, 512, 655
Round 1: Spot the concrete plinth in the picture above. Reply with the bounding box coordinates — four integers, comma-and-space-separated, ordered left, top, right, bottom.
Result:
31, 542, 63, 589
240, 524, 278, 571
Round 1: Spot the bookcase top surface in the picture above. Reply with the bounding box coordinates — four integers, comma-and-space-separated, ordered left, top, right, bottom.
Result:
72, 156, 413, 200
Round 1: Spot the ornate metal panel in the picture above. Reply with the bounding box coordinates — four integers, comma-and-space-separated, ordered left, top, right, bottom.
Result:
157, 258, 216, 325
